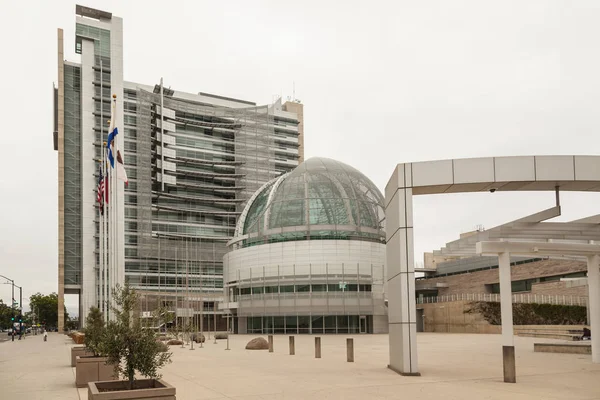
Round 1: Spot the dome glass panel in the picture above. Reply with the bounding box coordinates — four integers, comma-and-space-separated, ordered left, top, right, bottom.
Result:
234, 157, 385, 247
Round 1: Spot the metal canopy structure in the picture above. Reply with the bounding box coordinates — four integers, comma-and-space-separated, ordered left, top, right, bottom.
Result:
385, 155, 600, 381
433, 206, 600, 259
475, 240, 600, 382
428, 205, 600, 381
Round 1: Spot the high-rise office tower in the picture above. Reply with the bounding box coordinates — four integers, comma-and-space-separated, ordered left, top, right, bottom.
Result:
54, 5, 304, 330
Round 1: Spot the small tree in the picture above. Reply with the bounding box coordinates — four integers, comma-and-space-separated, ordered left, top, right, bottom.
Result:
83, 306, 106, 357
103, 285, 172, 390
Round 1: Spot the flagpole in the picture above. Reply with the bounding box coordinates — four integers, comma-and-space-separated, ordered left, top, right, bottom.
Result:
107, 117, 114, 320
112, 94, 124, 292
111, 94, 118, 317
108, 111, 116, 320
103, 137, 109, 321
99, 142, 104, 318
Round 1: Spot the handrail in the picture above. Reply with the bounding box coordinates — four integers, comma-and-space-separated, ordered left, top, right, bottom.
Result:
416, 293, 588, 306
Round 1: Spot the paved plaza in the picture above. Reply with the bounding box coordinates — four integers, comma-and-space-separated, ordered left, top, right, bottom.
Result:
1, 332, 599, 399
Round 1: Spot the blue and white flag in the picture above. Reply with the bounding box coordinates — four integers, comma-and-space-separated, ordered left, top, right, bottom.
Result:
106, 127, 119, 168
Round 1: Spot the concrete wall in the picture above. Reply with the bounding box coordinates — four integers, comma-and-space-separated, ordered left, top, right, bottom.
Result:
416, 259, 587, 296
237, 317, 247, 334
531, 280, 588, 297
419, 301, 502, 334
419, 301, 588, 334
373, 315, 388, 334
224, 240, 385, 283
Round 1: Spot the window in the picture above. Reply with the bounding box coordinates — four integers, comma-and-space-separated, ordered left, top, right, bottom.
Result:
124, 102, 137, 113
337, 315, 349, 334
274, 316, 285, 334
125, 195, 137, 205
312, 284, 327, 292
324, 316, 336, 334
285, 316, 297, 334
125, 248, 137, 258
296, 284, 310, 292
279, 285, 294, 293
124, 115, 137, 126
298, 316, 310, 333
311, 315, 324, 334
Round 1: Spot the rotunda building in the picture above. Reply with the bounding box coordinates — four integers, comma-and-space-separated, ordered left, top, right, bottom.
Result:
223, 157, 388, 334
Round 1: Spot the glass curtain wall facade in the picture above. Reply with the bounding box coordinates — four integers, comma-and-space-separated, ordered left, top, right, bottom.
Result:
233, 263, 386, 334
123, 87, 301, 303
63, 63, 82, 287
55, 5, 304, 328
248, 316, 362, 334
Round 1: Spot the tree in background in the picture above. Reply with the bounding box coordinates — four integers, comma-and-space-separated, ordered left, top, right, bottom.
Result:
0, 300, 15, 329
29, 292, 69, 327
66, 316, 79, 330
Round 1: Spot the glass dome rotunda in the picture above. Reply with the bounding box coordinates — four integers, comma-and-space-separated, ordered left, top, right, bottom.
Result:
231, 157, 385, 248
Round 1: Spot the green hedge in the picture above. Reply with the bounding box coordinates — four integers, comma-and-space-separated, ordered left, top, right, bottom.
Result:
465, 301, 587, 325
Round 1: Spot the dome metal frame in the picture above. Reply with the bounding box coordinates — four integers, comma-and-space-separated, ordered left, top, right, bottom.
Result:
229, 157, 386, 248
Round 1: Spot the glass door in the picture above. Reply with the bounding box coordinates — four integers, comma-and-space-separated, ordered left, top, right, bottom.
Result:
359, 316, 367, 334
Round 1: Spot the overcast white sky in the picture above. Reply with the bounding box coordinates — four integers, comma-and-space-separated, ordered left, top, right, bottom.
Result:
1, 1, 599, 314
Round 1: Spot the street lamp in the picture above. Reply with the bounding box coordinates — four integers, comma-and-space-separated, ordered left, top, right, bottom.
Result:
1, 274, 23, 339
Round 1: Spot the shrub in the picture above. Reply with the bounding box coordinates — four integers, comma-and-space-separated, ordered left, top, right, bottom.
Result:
191, 333, 205, 343
465, 301, 587, 325
83, 306, 105, 356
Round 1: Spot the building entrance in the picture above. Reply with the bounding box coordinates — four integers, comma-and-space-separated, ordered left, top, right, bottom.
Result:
359, 316, 367, 333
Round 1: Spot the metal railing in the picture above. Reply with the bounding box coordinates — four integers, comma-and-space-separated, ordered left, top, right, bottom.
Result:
417, 293, 588, 306
236, 291, 375, 302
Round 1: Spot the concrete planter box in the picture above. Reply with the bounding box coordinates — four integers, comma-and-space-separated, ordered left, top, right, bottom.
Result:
76, 356, 117, 388
71, 346, 93, 367
73, 332, 86, 344
88, 379, 175, 400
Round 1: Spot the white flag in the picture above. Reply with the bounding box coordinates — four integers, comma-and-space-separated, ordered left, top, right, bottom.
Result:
116, 150, 128, 186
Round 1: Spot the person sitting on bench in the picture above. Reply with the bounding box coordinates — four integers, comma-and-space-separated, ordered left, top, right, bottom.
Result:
582, 327, 591, 341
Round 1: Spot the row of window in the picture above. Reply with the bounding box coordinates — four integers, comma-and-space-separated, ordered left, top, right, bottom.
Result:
243, 231, 385, 249
124, 262, 224, 276
125, 274, 223, 288
238, 284, 372, 295
488, 271, 587, 293
247, 315, 366, 334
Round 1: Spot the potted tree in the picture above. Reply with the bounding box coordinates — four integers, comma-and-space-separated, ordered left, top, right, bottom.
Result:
88, 285, 173, 400
76, 307, 117, 387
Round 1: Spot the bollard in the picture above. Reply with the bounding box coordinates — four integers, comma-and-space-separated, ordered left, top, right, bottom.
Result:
268, 335, 274, 353
503, 346, 516, 383
315, 337, 321, 358
289, 336, 295, 355
347, 338, 354, 362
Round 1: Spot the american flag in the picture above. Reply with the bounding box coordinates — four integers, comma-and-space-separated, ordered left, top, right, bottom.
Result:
97, 166, 104, 215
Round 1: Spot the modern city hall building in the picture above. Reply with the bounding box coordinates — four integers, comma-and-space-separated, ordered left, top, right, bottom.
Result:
223, 157, 388, 334
53, 5, 304, 329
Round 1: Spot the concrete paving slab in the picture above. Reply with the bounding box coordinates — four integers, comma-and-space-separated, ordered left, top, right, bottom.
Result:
1, 332, 599, 400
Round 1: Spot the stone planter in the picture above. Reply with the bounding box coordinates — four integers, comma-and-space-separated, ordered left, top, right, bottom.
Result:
88, 379, 175, 400
73, 332, 85, 344
71, 346, 93, 367
76, 356, 117, 388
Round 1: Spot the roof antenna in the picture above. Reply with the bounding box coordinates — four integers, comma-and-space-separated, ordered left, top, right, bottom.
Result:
293, 81, 295, 102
